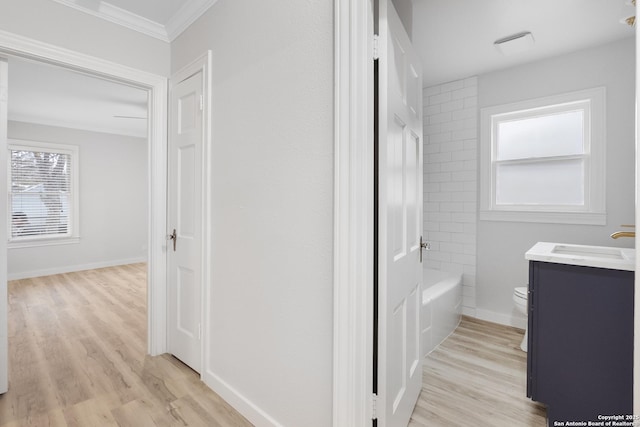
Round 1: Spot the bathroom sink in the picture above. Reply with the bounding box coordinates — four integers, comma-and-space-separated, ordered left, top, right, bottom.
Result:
526, 242, 635, 271
551, 244, 625, 260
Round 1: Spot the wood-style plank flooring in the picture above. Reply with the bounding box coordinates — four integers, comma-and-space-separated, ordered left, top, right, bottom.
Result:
2, 265, 546, 426
0, 264, 252, 427
409, 316, 547, 426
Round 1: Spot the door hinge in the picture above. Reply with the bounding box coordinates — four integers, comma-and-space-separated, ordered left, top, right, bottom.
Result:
199, 94, 204, 111
373, 34, 380, 60
372, 393, 378, 420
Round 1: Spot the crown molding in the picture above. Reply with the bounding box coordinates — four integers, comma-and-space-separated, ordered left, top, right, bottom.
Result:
165, 0, 219, 41
97, 1, 170, 41
51, 0, 217, 43
52, 0, 169, 41
8, 114, 147, 138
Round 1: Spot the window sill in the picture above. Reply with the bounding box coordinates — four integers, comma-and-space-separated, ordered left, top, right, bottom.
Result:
8, 237, 80, 249
479, 210, 606, 225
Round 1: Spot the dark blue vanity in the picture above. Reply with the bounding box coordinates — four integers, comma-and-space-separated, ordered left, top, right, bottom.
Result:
525, 243, 634, 426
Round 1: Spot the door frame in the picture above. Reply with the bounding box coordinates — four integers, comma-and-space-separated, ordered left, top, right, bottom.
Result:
634, 21, 639, 419
335, 2, 640, 425
333, 0, 376, 425
0, 29, 169, 391
167, 51, 212, 378
0, 57, 7, 393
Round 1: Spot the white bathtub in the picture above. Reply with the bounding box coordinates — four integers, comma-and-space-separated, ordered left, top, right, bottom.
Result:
421, 268, 462, 358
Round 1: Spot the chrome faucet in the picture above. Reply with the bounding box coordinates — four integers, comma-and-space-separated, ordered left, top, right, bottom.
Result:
610, 224, 635, 239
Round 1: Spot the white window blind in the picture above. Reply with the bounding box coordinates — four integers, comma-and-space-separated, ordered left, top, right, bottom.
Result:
8, 140, 79, 244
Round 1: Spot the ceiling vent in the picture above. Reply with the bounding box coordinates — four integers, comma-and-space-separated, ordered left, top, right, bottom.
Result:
494, 32, 535, 55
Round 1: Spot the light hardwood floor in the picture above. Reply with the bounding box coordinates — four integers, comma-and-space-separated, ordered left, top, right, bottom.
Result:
409, 316, 547, 426
2, 265, 546, 426
0, 264, 252, 427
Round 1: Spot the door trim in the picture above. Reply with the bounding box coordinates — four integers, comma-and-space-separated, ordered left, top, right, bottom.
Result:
0, 29, 169, 368
634, 22, 639, 419
333, 0, 375, 425
0, 58, 7, 394
168, 51, 212, 378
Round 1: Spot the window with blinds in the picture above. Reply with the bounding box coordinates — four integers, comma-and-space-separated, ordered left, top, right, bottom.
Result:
8, 140, 79, 244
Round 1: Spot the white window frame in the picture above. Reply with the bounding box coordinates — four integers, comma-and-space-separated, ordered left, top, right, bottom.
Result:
480, 87, 606, 225
7, 139, 79, 248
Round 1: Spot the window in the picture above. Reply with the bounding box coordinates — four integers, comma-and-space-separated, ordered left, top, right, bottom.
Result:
480, 87, 606, 224
8, 140, 79, 246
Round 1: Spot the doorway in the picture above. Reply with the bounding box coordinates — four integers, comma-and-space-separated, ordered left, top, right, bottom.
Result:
0, 31, 169, 393
6, 56, 149, 279
333, 1, 640, 426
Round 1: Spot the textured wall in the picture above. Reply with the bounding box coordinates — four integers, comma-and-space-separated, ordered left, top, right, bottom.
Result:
171, 1, 334, 426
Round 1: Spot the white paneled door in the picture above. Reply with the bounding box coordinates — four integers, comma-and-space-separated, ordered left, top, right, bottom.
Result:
168, 70, 203, 373
377, 0, 424, 425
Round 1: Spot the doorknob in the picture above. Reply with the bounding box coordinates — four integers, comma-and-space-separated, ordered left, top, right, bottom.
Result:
168, 229, 177, 252
420, 236, 430, 263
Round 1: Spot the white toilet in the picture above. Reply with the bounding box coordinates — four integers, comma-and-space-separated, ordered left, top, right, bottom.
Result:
513, 286, 528, 352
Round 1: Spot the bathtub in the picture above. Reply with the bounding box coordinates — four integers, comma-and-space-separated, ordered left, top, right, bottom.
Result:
421, 268, 463, 358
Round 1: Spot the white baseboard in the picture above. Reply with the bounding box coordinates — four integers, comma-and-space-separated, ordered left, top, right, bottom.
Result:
202, 369, 283, 427
7, 257, 147, 280
474, 308, 527, 330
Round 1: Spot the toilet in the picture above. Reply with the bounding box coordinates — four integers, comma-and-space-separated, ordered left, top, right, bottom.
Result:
513, 286, 528, 352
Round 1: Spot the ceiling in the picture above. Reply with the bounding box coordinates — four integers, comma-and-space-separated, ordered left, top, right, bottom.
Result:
4, 0, 218, 138
8, 57, 148, 138
51, 0, 635, 84
7, 0, 636, 138
413, 0, 636, 87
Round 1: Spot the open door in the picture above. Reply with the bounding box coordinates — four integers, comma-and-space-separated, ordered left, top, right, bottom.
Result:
167, 69, 204, 373
376, 0, 423, 425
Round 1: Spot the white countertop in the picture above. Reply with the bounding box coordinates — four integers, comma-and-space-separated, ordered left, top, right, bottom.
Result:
525, 242, 636, 272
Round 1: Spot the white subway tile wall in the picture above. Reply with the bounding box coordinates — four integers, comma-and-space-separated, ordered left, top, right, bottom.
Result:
423, 77, 478, 316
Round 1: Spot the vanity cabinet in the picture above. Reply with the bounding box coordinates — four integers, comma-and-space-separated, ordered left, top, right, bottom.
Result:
527, 261, 633, 426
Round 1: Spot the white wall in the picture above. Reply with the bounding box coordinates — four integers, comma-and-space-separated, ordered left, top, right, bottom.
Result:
7, 121, 147, 279
476, 37, 636, 327
0, 0, 169, 76
423, 77, 478, 317
171, 1, 334, 426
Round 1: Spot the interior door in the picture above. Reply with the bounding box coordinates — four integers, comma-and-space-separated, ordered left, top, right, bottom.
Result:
377, 0, 423, 425
167, 70, 203, 373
